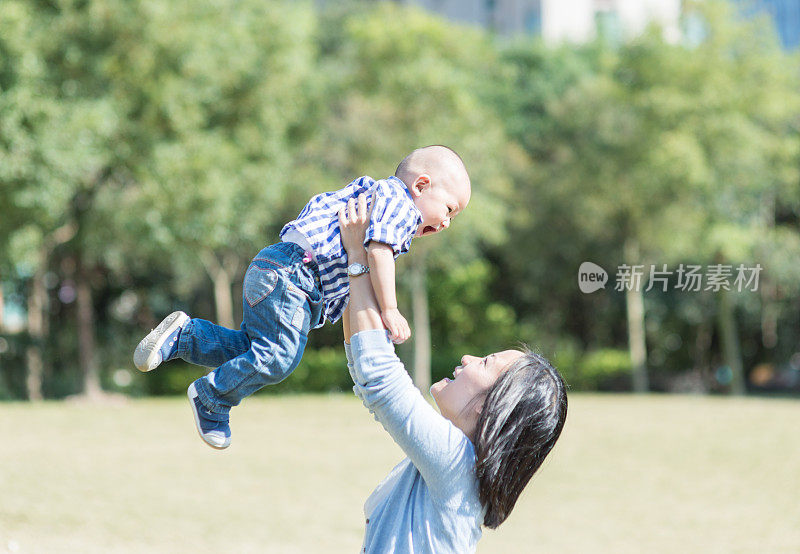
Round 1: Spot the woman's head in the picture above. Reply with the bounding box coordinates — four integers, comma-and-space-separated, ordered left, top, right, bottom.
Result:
430, 348, 567, 529
475, 351, 567, 528
430, 350, 524, 439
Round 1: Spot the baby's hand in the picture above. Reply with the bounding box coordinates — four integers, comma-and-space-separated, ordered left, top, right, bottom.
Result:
381, 308, 411, 344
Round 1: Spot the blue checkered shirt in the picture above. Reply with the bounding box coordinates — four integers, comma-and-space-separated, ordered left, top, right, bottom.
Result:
280, 175, 422, 324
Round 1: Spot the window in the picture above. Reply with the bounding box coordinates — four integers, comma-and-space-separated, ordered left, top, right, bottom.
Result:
595, 9, 622, 44
525, 0, 542, 35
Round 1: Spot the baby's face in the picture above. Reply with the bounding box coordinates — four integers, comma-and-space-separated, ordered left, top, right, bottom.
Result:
411, 176, 470, 237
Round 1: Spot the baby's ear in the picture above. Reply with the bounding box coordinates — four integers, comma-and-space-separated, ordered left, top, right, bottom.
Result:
413, 174, 431, 196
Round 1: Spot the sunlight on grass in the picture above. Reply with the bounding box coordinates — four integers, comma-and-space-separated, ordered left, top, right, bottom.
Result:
3, 394, 799, 553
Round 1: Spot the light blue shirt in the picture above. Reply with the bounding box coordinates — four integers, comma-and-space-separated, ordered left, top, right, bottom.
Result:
346, 330, 484, 554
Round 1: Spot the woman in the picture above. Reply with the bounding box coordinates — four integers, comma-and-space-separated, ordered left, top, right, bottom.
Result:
339, 195, 568, 553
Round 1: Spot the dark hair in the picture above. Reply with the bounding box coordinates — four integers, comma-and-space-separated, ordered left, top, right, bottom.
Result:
474, 351, 568, 529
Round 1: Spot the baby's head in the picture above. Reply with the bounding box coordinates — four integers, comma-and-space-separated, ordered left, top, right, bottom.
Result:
395, 145, 471, 237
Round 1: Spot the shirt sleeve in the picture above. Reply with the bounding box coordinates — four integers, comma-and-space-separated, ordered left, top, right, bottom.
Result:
363, 179, 420, 256
346, 330, 477, 506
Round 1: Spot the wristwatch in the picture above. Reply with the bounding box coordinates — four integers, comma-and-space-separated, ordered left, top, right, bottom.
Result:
347, 262, 370, 277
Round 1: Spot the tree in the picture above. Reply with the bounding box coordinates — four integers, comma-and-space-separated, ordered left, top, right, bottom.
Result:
105, 0, 318, 329
306, 2, 514, 389
1, 0, 127, 398
494, 1, 800, 393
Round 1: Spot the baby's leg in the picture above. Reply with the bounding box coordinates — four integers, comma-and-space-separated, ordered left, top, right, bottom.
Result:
191, 261, 321, 415
176, 318, 250, 368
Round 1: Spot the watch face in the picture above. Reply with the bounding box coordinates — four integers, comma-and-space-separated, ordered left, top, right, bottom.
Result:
348, 263, 368, 276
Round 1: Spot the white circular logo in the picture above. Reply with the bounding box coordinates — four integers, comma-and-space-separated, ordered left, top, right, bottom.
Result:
578, 262, 608, 293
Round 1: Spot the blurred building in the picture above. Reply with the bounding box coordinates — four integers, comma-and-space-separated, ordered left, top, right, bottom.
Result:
735, 0, 800, 49
403, 0, 681, 43
401, 0, 800, 49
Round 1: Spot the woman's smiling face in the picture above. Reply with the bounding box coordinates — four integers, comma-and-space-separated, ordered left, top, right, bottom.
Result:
430, 350, 524, 437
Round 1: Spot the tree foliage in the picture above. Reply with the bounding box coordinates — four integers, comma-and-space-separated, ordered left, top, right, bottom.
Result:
1, 0, 799, 398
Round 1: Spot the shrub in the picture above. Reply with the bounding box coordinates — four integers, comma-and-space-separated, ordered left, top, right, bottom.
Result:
576, 348, 632, 390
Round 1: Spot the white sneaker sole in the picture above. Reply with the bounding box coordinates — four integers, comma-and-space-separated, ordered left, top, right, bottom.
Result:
187, 383, 231, 450
133, 311, 189, 372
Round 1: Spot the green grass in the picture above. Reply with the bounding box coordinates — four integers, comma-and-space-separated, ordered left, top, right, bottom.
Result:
3, 394, 799, 553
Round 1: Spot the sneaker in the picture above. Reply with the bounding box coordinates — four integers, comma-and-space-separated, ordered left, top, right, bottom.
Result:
133, 311, 189, 372
187, 382, 231, 449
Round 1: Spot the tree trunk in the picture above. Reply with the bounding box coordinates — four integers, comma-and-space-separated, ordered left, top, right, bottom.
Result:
760, 280, 779, 350
717, 287, 746, 395
201, 250, 237, 329
410, 260, 431, 394
24, 224, 75, 400
213, 271, 235, 329
76, 261, 102, 398
624, 239, 649, 393
759, 191, 778, 351
25, 267, 48, 401
692, 318, 713, 391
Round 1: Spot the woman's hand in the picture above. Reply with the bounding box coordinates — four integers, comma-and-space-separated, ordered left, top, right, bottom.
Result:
338, 194, 372, 258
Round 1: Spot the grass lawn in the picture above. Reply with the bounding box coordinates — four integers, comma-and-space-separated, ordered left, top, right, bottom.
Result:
2, 393, 799, 553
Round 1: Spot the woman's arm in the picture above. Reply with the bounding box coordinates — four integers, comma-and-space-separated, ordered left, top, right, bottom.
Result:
339, 196, 475, 504
340, 196, 384, 339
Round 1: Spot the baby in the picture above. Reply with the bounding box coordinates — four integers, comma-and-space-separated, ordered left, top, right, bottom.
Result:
133, 145, 471, 449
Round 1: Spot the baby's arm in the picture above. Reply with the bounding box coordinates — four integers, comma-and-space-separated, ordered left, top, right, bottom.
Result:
367, 242, 411, 344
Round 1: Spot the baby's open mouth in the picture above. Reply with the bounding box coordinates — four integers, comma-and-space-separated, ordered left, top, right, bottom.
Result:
422, 225, 437, 235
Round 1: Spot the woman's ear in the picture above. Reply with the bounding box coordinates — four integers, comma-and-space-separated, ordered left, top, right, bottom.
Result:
412, 174, 430, 197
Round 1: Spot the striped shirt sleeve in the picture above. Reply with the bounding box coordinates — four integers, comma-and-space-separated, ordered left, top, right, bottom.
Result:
364, 179, 420, 256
